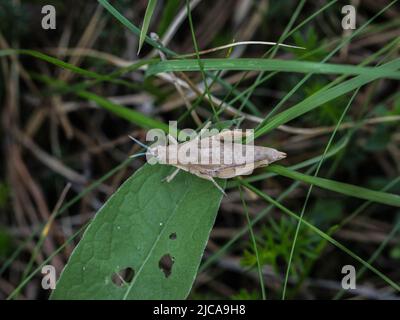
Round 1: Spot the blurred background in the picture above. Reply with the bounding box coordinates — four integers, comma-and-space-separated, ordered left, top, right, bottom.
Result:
0, 0, 399, 299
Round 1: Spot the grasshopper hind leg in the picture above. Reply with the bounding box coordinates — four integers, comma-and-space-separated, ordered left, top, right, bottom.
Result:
196, 173, 226, 196
163, 167, 226, 196
211, 178, 226, 196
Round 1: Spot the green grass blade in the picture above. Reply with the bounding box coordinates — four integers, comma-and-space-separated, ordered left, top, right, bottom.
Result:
77, 90, 169, 132
97, 0, 266, 113
0, 49, 155, 87
185, 0, 219, 120
0, 49, 111, 80
267, 165, 400, 207
138, 0, 158, 54
255, 58, 400, 138
239, 185, 266, 300
334, 219, 400, 299
241, 181, 400, 292
282, 88, 359, 299
146, 58, 400, 80
98, 0, 174, 56
199, 166, 316, 273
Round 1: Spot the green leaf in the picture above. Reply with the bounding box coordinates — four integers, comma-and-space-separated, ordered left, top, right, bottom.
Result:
146, 58, 400, 80
267, 165, 400, 207
51, 164, 225, 299
138, 0, 158, 55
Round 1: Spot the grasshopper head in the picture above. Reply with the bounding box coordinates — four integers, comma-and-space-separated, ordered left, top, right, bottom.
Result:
274, 150, 287, 161
146, 145, 170, 165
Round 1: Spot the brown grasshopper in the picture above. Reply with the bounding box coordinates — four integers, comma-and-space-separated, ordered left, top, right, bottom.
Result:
130, 124, 286, 195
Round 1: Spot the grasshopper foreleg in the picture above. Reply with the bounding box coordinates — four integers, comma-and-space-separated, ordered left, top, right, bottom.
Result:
163, 168, 180, 183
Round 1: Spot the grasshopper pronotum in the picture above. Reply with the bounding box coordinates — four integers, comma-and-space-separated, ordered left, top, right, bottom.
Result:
130, 123, 286, 195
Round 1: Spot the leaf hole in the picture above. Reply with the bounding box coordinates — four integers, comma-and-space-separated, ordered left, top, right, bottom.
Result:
169, 232, 177, 240
159, 254, 174, 278
111, 267, 135, 287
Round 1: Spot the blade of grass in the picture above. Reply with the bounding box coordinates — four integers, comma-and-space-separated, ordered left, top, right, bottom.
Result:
0, 49, 120, 80
98, 0, 173, 56
32, 72, 169, 132
254, 58, 400, 138
20, 184, 71, 281
7, 220, 88, 300
223, 0, 306, 119
240, 181, 400, 292
254, 0, 399, 132
218, 0, 391, 123
77, 90, 169, 131
334, 219, 400, 299
138, 0, 158, 54
97, 0, 259, 118
282, 88, 359, 299
201, 136, 350, 273
185, 0, 219, 121
223, 36, 399, 116
339, 176, 400, 228
238, 185, 266, 300
0, 49, 156, 90
266, 164, 400, 208
146, 58, 400, 79
199, 165, 317, 273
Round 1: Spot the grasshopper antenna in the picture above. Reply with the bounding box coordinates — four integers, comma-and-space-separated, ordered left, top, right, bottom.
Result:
128, 135, 149, 150
129, 152, 147, 159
